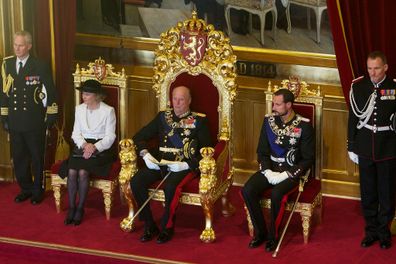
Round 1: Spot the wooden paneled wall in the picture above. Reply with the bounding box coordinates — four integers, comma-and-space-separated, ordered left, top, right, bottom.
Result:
122, 67, 360, 199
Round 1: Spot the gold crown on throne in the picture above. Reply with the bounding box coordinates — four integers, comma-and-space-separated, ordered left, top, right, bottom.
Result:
281, 75, 308, 99
93, 57, 107, 81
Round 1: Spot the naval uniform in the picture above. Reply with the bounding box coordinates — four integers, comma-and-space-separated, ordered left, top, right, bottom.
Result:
242, 111, 314, 240
348, 75, 396, 241
131, 109, 212, 230
0, 55, 58, 198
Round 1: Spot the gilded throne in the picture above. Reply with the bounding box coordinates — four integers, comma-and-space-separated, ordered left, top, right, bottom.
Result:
245, 77, 323, 244
51, 58, 127, 220
118, 12, 237, 242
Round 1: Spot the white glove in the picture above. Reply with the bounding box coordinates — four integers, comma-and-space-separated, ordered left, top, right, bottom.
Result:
168, 162, 189, 172
270, 171, 289, 185
348, 151, 359, 164
143, 153, 160, 170
264, 170, 280, 183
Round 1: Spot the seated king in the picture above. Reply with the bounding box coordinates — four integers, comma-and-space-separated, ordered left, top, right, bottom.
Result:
130, 85, 212, 244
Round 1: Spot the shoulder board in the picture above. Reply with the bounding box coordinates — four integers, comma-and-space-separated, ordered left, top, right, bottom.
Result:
192, 112, 206, 117
296, 114, 310, 123
352, 76, 364, 83
2, 55, 14, 61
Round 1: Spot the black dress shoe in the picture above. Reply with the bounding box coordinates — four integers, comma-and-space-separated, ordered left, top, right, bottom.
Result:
379, 239, 392, 249
265, 240, 277, 252
14, 192, 32, 203
64, 208, 76, 225
248, 236, 265, 248
140, 225, 160, 242
73, 208, 84, 226
361, 236, 378, 248
156, 228, 174, 244
30, 194, 44, 205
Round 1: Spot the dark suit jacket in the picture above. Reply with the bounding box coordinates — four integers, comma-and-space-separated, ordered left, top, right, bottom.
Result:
0, 55, 58, 132
348, 76, 396, 161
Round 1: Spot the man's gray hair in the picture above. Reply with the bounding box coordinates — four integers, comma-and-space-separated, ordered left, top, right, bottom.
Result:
14, 30, 32, 45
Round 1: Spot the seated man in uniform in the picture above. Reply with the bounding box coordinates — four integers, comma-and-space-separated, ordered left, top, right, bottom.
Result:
241, 89, 314, 252
130, 85, 212, 244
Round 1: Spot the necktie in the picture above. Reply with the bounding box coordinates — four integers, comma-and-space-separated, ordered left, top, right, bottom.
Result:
18, 61, 23, 75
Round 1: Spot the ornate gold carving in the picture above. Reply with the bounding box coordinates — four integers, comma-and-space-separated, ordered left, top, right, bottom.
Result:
119, 139, 138, 185
199, 147, 217, 194
152, 11, 237, 137
219, 117, 230, 141
200, 227, 216, 243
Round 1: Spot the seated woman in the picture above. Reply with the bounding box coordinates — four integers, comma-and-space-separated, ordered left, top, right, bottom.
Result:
63, 79, 116, 226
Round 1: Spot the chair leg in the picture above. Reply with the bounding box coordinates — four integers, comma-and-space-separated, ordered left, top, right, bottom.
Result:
248, 13, 253, 34
102, 190, 113, 220
221, 192, 235, 217
272, 8, 278, 41
200, 196, 216, 243
286, 3, 291, 33
52, 184, 62, 213
315, 8, 326, 44
259, 14, 265, 46
244, 204, 254, 237
120, 183, 137, 232
300, 209, 313, 244
225, 6, 232, 36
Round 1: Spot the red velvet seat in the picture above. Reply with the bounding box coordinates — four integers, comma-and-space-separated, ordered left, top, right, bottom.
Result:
118, 12, 238, 242
50, 58, 127, 220
245, 78, 323, 244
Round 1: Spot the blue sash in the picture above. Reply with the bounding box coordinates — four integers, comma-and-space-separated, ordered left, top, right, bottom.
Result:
160, 112, 184, 148
265, 118, 287, 157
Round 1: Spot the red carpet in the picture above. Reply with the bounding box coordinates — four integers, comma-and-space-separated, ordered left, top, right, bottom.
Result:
0, 182, 395, 263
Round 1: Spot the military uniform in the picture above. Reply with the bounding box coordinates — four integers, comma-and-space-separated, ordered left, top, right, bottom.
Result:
0, 55, 58, 198
242, 111, 314, 241
130, 109, 212, 230
348, 75, 396, 241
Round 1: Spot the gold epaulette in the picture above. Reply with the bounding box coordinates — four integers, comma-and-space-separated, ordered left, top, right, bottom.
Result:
352, 76, 364, 83
2, 55, 14, 61
1, 107, 8, 116
46, 103, 58, 114
296, 114, 310, 123
192, 112, 206, 117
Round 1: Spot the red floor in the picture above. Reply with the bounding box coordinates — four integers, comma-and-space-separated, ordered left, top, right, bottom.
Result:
0, 182, 395, 263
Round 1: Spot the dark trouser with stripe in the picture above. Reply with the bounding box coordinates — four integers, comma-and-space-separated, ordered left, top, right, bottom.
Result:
241, 171, 298, 240
358, 157, 396, 240
130, 167, 193, 230
9, 129, 46, 197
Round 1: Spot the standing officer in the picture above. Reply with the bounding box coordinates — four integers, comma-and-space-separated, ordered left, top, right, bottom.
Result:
242, 88, 314, 252
0, 30, 58, 205
348, 51, 396, 249
131, 85, 212, 244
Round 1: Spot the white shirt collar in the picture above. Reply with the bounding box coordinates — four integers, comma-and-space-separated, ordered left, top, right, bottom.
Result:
16, 55, 29, 67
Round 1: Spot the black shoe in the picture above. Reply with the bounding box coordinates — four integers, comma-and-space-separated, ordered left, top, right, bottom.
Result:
140, 225, 160, 242
73, 208, 84, 226
64, 208, 76, 225
361, 236, 378, 248
156, 228, 174, 244
265, 240, 277, 252
14, 192, 32, 203
30, 194, 44, 205
379, 238, 392, 249
248, 236, 265, 248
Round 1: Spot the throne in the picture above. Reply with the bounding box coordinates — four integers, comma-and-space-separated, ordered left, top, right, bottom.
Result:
118, 11, 237, 242
50, 58, 127, 220
245, 76, 323, 244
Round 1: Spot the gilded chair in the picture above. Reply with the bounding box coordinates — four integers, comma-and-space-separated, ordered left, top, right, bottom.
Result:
118, 11, 237, 242
285, 0, 328, 43
51, 58, 128, 220
245, 76, 323, 243
224, 0, 277, 45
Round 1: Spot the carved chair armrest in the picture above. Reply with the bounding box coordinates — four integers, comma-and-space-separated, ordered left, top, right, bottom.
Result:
198, 140, 229, 194
118, 139, 138, 190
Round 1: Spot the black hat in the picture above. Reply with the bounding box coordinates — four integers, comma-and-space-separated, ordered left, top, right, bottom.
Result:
77, 79, 104, 94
